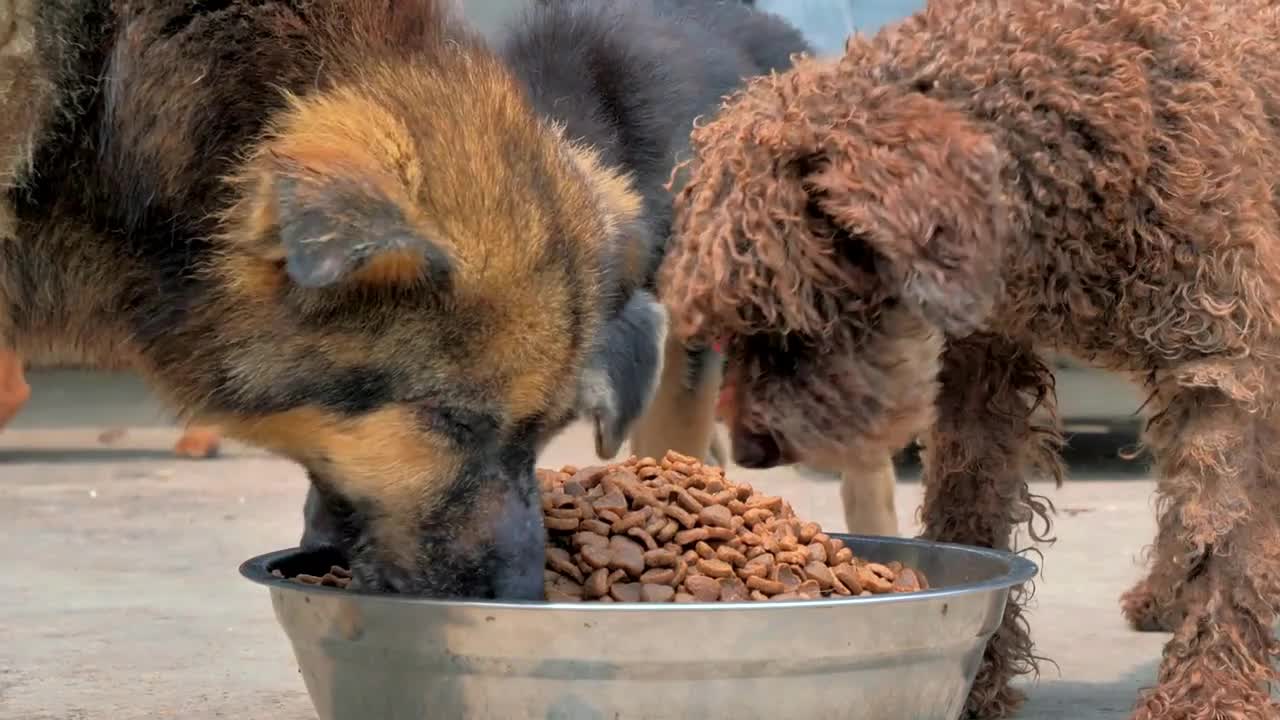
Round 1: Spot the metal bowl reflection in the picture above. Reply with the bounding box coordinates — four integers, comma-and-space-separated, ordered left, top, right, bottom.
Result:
241, 534, 1035, 720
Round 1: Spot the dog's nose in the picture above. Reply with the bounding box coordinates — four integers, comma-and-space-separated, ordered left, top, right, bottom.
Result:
733, 429, 783, 469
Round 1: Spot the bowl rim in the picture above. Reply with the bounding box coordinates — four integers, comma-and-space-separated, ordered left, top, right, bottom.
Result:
239, 533, 1038, 612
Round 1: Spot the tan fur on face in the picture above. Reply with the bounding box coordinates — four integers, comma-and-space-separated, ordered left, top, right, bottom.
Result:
212, 405, 460, 566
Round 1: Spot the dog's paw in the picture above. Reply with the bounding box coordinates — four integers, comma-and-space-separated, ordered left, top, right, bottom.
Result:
173, 426, 222, 459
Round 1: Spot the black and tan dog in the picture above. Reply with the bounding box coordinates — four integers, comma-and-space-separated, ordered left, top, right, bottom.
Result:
1, 0, 805, 597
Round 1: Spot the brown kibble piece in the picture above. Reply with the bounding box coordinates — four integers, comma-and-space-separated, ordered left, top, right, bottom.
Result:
643, 549, 678, 567
716, 544, 748, 568
674, 528, 711, 545
548, 548, 585, 583
834, 564, 862, 595
584, 568, 610, 598
665, 504, 697, 529
798, 522, 820, 544
610, 582, 642, 602
833, 547, 854, 565
858, 565, 895, 593
698, 504, 733, 528
704, 527, 736, 541
695, 541, 716, 559
689, 488, 718, 506
640, 567, 677, 585
685, 575, 721, 601
674, 592, 697, 603
644, 513, 668, 536
673, 557, 689, 586
746, 575, 786, 595
866, 563, 896, 581
607, 535, 646, 577
746, 495, 783, 511
627, 527, 659, 551
656, 519, 679, 543
594, 490, 629, 515
574, 531, 609, 548
674, 488, 704, 514
775, 550, 807, 566
797, 579, 821, 598
807, 542, 828, 564
580, 519, 612, 536
775, 565, 802, 591
719, 576, 750, 602
696, 558, 735, 579
892, 568, 923, 593
612, 509, 649, 533
804, 561, 836, 590
581, 544, 612, 570
569, 466, 608, 489
641, 583, 676, 602
545, 517, 579, 531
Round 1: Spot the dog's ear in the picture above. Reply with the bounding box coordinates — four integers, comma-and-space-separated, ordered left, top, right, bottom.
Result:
805, 93, 1007, 335
225, 93, 454, 291
232, 163, 454, 290
577, 291, 668, 459
271, 174, 453, 289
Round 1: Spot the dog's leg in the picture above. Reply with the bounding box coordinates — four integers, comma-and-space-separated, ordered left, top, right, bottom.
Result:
839, 452, 900, 536
1128, 363, 1280, 720
628, 337, 722, 463
919, 335, 1061, 719
173, 424, 222, 459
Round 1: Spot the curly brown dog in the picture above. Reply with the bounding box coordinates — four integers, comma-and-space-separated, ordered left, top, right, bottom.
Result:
662, 0, 1280, 717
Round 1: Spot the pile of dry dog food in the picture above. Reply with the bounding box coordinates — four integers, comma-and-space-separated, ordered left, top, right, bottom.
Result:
278, 450, 928, 602
540, 451, 927, 602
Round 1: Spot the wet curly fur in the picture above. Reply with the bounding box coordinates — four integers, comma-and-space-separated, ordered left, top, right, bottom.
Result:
663, 0, 1280, 717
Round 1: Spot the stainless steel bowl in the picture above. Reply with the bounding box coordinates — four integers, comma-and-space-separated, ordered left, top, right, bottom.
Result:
241, 535, 1035, 720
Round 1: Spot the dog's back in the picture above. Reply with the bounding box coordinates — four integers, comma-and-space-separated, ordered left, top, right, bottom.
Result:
500, 0, 810, 272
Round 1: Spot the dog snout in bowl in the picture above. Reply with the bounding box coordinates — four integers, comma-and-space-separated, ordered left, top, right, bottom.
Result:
300, 461, 546, 600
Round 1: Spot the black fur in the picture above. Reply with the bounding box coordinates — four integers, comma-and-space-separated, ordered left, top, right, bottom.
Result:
504, 0, 811, 282
502, 0, 812, 447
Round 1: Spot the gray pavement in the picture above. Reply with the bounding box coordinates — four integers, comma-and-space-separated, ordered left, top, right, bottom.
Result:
2, 370, 1165, 720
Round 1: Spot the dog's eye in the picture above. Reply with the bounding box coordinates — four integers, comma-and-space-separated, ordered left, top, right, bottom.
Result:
416, 404, 500, 446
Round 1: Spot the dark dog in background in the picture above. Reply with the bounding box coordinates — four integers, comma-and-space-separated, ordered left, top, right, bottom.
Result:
664, 0, 1280, 717
505, 0, 810, 466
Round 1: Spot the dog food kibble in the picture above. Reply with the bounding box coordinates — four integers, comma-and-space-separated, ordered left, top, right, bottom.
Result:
273, 565, 352, 589
539, 451, 928, 603
276, 451, 928, 602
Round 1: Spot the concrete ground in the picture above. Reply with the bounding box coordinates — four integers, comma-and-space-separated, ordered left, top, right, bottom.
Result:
2, 369, 1168, 720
